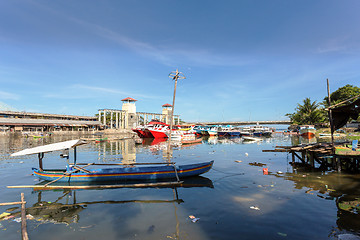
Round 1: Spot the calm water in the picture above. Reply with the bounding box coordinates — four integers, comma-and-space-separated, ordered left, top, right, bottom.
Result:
0, 133, 360, 240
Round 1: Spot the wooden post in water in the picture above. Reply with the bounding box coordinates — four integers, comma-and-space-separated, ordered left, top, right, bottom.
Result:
166, 70, 186, 161
327, 79, 335, 150
21, 193, 29, 240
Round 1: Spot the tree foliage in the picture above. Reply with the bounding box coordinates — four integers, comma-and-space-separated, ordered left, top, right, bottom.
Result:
286, 98, 325, 125
287, 84, 360, 124
323, 84, 360, 107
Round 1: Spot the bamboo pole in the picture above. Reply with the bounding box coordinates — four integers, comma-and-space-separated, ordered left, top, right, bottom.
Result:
0, 201, 24, 206
72, 162, 176, 166
21, 193, 29, 240
7, 181, 184, 189
44, 163, 94, 187
325, 93, 360, 110
327, 79, 335, 150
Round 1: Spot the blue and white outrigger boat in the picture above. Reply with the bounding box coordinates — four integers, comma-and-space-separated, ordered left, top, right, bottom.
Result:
10, 139, 213, 184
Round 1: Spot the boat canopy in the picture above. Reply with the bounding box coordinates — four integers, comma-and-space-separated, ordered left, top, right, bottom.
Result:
11, 139, 87, 157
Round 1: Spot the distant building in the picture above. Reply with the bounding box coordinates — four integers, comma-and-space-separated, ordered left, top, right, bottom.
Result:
98, 97, 180, 129
161, 103, 172, 124
0, 110, 102, 132
121, 97, 137, 128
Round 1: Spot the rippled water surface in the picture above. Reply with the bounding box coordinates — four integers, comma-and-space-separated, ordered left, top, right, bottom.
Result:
0, 133, 359, 240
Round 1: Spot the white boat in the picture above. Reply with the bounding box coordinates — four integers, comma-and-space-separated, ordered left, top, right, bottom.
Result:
242, 136, 263, 142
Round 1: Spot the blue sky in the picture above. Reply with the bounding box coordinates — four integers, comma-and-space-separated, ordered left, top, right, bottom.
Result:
0, 0, 359, 122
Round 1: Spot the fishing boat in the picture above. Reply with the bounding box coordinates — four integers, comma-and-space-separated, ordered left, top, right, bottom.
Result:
133, 120, 170, 139
335, 140, 359, 156
95, 137, 108, 143
206, 126, 219, 136
218, 126, 241, 137
299, 125, 316, 138
335, 146, 360, 156
10, 139, 214, 183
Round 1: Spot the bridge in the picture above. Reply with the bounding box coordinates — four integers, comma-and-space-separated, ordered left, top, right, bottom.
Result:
186, 120, 291, 126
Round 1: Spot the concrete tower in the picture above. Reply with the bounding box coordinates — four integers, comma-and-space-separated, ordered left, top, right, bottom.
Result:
121, 97, 137, 128
162, 103, 172, 124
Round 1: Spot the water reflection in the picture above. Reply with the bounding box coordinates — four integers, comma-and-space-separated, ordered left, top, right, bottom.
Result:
3, 133, 360, 239
95, 139, 137, 164
272, 171, 360, 235
2, 176, 213, 239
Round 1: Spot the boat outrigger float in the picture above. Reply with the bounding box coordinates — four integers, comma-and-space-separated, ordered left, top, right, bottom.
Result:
10, 139, 213, 188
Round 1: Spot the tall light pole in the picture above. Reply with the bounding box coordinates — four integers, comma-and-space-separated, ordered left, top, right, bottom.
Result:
167, 69, 186, 160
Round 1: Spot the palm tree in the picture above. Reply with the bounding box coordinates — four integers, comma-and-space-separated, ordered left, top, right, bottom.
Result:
286, 98, 325, 125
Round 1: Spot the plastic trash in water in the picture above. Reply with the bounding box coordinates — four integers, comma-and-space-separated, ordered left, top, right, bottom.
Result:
189, 215, 200, 223
352, 140, 358, 151
263, 168, 268, 175
250, 206, 260, 210
277, 171, 283, 174
0, 212, 10, 219
245, 153, 249, 157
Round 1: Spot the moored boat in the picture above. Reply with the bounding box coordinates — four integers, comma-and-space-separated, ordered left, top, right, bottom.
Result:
10, 139, 214, 183
32, 161, 214, 182
299, 125, 316, 138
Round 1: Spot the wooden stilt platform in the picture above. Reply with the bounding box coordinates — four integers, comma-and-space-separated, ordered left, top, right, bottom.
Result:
263, 141, 360, 172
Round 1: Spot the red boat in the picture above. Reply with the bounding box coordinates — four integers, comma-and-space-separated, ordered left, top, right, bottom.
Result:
132, 128, 146, 138
133, 120, 171, 139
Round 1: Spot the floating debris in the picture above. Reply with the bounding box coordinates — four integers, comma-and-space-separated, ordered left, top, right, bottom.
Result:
249, 162, 266, 167
234, 160, 242, 163
0, 212, 10, 220
250, 206, 260, 210
189, 215, 200, 223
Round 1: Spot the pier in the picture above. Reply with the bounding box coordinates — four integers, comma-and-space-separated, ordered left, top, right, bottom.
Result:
263, 142, 360, 172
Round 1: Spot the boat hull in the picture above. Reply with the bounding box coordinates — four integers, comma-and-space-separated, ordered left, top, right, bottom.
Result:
148, 129, 168, 138
299, 125, 316, 138
33, 161, 214, 182
300, 131, 315, 138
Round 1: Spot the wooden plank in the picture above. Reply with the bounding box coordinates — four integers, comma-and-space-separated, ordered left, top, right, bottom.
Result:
7, 181, 185, 190
262, 149, 289, 152
290, 147, 303, 151
302, 145, 318, 150
275, 146, 293, 149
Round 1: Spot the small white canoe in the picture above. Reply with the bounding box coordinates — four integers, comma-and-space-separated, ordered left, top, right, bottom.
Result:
242, 136, 263, 142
